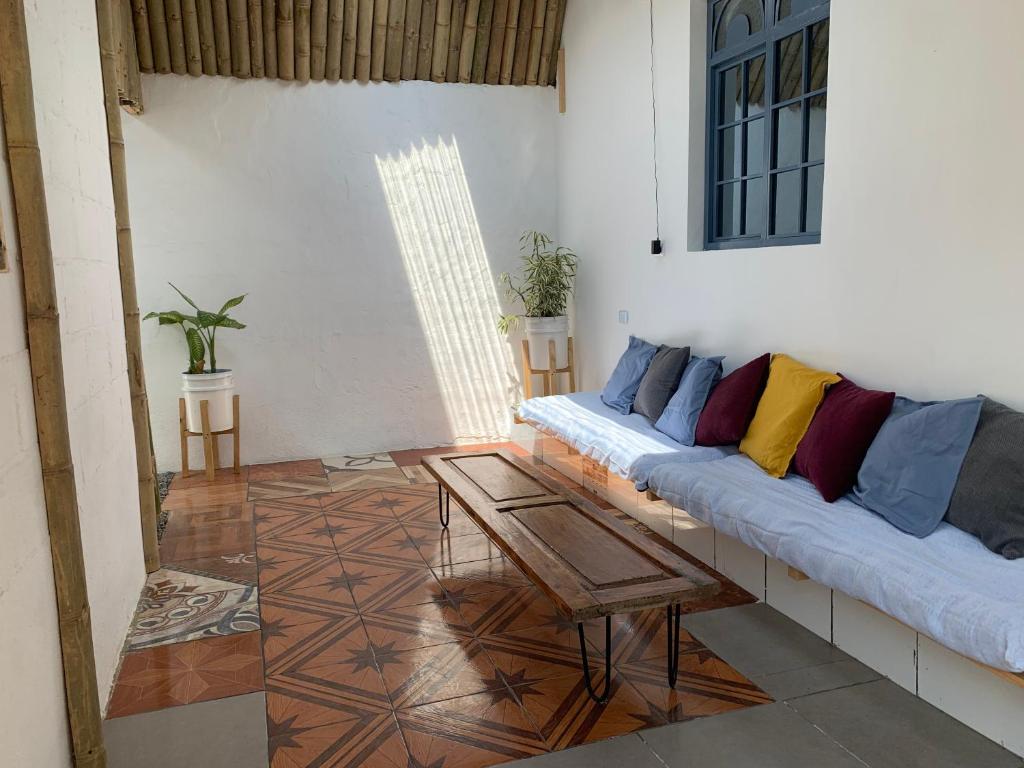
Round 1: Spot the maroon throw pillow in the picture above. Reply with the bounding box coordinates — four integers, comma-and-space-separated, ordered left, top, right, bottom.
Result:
695, 353, 771, 446
793, 377, 895, 502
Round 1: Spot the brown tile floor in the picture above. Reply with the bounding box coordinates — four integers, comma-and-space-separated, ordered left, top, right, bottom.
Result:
107, 443, 769, 767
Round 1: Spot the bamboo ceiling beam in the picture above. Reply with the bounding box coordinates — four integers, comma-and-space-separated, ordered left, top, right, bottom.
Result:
262, 0, 277, 77
456, 0, 477, 82
294, 0, 311, 82
383, 0, 406, 82
547, 0, 563, 85
114, 1, 128, 96
122, 1, 145, 112
510, 0, 531, 84
536, 0, 558, 85
524, 0, 545, 85
132, 0, 155, 71
325, 0, 343, 79
444, 0, 466, 83
430, 0, 451, 82
354, 0, 371, 82
414, 0, 435, 80
497, 0, 518, 84
310, 0, 327, 79
165, 0, 188, 73
229, 0, 252, 76
370, 0, 388, 81
276, 0, 294, 79
0, 1, 110, 764
340, 0, 357, 79
470, 0, 491, 83
182, 0, 204, 75
483, 0, 506, 84
400, 0, 421, 79
195, 0, 217, 74
212, 0, 232, 74
147, 0, 172, 72
248, 0, 265, 77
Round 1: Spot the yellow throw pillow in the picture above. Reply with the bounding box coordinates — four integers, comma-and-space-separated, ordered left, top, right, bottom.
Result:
739, 354, 840, 478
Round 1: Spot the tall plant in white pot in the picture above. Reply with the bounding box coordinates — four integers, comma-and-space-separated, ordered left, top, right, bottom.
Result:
145, 284, 246, 434
498, 231, 578, 376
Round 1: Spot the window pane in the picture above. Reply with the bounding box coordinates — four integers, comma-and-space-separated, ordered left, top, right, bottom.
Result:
746, 55, 766, 115
718, 182, 743, 239
807, 94, 827, 162
772, 170, 801, 235
776, 31, 804, 101
720, 126, 742, 180
806, 165, 824, 232
744, 177, 766, 235
773, 104, 802, 168
777, 0, 819, 21
810, 19, 829, 91
746, 118, 764, 174
720, 66, 742, 124
715, 0, 765, 52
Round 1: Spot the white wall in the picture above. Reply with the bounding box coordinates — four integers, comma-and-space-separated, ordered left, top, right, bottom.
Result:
126, 76, 559, 470
559, 0, 1024, 410
23, 0, 145, 709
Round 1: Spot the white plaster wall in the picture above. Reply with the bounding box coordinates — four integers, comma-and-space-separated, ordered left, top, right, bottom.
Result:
558, 0, 1024, 410
126, 76, 559, 470
24, 0, 145, 706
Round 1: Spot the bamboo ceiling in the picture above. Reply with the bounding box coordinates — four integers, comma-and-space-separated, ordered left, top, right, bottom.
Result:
128, 0, 567, 87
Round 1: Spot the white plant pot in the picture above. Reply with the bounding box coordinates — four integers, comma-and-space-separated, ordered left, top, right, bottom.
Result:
182, 369, 235, 433
524, 316, 569, 371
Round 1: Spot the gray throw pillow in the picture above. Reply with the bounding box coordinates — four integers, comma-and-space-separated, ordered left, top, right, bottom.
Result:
633, 345, 691, 422
946, 397, 1024, 559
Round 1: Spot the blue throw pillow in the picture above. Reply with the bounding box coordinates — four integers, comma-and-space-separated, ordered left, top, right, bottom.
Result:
852, 396, 983, 537
654, 355, 725, 446
601, 336, 659, 414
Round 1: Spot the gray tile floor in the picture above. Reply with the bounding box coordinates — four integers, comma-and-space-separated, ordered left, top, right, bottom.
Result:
510, 604, 1024, 768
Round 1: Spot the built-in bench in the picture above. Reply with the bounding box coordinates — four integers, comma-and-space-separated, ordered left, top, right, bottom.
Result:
515, 392, 1024, 758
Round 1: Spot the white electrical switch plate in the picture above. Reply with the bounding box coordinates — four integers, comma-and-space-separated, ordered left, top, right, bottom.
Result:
618, 310, 629, 324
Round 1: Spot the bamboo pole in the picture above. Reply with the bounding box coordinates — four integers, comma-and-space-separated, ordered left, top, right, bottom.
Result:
196, 0, 218, 73
181, 0, 203, 75
354, 0, 371, 81
382, 0, 404, 81
524, 0, 544, 84
456, 0, 477, 82
123, 1, 145, 112
497, 0, 517, 84
165, 0, 188, 73
370, 0, 388, 81
415, 0, 435, 80
262, 0, 277, 77
212, 0, 232, 74
536, 0, 558, 85
310, 0, 327, 79
132, 0, 155, 71
228, 0, 251, 76
340, 0, 357, 79
547, 0, 563, 85
248, 0, 265, 77
114, 0, 127, 95
510, 0, 530, 84
399, 0, 421, 80
483, 0, 506, 84
147, 0, 172, 72
0, 1, 109, 765
444, 0, 465, 82
430, 0, 450, 82
470, 0, 491, 83
325, 0, 343, 79
295, 0, 311, 81
276, 0, 294, 79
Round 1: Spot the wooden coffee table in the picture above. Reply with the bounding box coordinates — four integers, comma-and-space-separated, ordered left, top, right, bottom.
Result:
421, 449, 720, 703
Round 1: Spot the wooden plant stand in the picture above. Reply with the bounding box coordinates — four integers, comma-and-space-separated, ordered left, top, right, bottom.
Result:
522, 337, 576, 399
179, 395, 241, 481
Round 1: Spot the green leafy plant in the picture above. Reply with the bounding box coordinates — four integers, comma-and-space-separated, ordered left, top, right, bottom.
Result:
144, 284, 247, 374
497, 231, 578, 334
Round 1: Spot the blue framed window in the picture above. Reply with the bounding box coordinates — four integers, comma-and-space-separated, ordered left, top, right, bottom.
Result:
705, 0, 829, 249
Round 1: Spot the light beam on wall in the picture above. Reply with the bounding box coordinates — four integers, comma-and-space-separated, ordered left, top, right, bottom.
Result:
376, 136, 516, 443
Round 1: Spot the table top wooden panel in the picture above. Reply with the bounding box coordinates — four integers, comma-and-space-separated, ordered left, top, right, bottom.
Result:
422, 450, 719, 621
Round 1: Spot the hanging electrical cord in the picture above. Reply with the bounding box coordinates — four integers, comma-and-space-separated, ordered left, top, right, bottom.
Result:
649, 0, 662, 254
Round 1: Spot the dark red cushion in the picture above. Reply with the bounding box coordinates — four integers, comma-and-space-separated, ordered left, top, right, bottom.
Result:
695, 353, 771, 446
793, 377, 895, 502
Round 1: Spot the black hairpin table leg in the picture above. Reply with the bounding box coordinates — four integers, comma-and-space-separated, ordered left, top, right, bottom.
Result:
577, 616, 612, 704
667, 603, 681, 687
438, 485, 450, 528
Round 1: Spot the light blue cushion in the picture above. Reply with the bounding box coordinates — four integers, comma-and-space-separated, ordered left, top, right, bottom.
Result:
654, 355, 725, 446
853, 396, 983, 538
600, 336, 658, 415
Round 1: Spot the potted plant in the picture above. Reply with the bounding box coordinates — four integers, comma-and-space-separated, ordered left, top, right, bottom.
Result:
145, 284, 246, 434
498, 231, 578, 372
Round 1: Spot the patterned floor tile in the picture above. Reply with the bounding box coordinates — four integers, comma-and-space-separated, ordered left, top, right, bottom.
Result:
322, 487, 435, 520
162, 502, 253, 541
478, 622, 591, 687
402, 507, 483, 539
252, 496, 324, 522
140, 568, 247, 602
329, 519, 403, 553
340, 541, 428, 570
257, 535, 336, 565
249, 459, 325, 482
361, 600, 474, 651
328, 467, 411, 492
397, 688, 549, 768
248, 475, 332, 501
431, 557, 532, 598
255, 508, 329, 541
168, 552, 258, 587
263, 615, 353, 677
162, 482, 249, 513
400, 465, 434, 484
415, 531, 507, 568
257, 554, 346, 595
127, 585, 260, 651
323, 453, 397, 472
584, 608, 707, 666
457, 587, 562, 637
160, 521, 255, 563
169, 466, 250, 490
346, 565, 448, 612
107, 632, 263, 718
260, 576, 359, 625
378, 639, 507, 709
